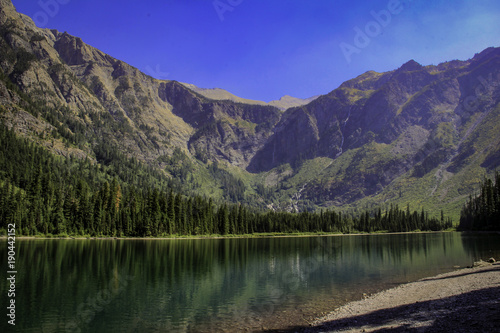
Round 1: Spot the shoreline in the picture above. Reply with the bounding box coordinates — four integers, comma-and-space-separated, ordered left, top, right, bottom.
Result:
298, 261, 500, 333
0, 230, 461, 241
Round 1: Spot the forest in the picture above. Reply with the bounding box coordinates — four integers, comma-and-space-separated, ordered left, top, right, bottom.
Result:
0, 123, 453, 237
459, 172, 500, 231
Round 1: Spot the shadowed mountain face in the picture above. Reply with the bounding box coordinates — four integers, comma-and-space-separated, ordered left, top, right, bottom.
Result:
1, 0, 499, 214
248, 54, 500, 172
245, 50, 500, 214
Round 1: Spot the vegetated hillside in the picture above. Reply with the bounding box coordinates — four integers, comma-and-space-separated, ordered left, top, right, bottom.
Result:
1, 0, 499, 220
0, 121, 452, 237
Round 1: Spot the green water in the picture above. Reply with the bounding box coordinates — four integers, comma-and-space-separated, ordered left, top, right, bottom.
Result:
1, 232, 500, 332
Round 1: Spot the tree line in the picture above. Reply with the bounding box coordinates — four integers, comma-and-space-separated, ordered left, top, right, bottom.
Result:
459, 172, 500, 231
0, 124, 453, 237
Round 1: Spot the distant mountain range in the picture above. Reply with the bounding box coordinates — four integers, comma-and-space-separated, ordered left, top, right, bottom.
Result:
1, 0, 499, 219
180, 82, 319, 111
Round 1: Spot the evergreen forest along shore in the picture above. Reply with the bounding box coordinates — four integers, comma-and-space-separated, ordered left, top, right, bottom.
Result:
0, 124, 454, 237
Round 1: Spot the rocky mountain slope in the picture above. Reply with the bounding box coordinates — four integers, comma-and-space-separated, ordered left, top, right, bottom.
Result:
0, 0, 281, 170
1, 0, 499, 218
252, 50, 500, 216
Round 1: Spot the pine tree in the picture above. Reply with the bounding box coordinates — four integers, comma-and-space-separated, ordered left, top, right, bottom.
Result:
53, 205, 66, 235
219, 204, 230, 235
459, 173, 500, 230
167, 190, 175, 234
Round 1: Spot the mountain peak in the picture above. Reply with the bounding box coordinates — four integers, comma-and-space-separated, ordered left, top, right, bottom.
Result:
268, 95, 319, 110
0, 0, 14, 10
179, 83, 318, 110
276, 95, 299, 102
472, 46, 500, 62
398, 59, 423, 72
0, 0, 18, 20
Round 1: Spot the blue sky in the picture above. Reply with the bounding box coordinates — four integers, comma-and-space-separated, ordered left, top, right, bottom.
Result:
12, 0, 500, 102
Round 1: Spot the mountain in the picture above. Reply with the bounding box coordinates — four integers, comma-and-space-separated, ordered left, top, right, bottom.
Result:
0, 0, 286, 167
180, 82, 318, 111
0, 0, 282, 204
268, 95, 320, 111
1, 0, 499, 219
249, 50, 500, 217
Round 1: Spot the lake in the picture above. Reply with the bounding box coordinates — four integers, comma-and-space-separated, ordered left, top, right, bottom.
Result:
2, 232, 500, 332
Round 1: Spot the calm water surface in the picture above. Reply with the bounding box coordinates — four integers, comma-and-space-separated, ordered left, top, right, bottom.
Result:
2, 232, 500, 332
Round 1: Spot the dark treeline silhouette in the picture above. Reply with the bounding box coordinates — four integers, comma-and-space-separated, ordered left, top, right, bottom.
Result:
0, 124, 452, 236
459, 172, 500, 231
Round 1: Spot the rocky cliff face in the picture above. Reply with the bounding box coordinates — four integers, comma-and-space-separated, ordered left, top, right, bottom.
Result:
0, 0, 281, 168
158, 80, 281, 167
1, 0, 499, 216
248, 57, 482, 172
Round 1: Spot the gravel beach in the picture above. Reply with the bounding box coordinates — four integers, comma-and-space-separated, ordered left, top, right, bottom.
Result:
303, 261, 500, 333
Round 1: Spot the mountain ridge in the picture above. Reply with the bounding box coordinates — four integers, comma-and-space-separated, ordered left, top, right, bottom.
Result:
1, 0, 499, 219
